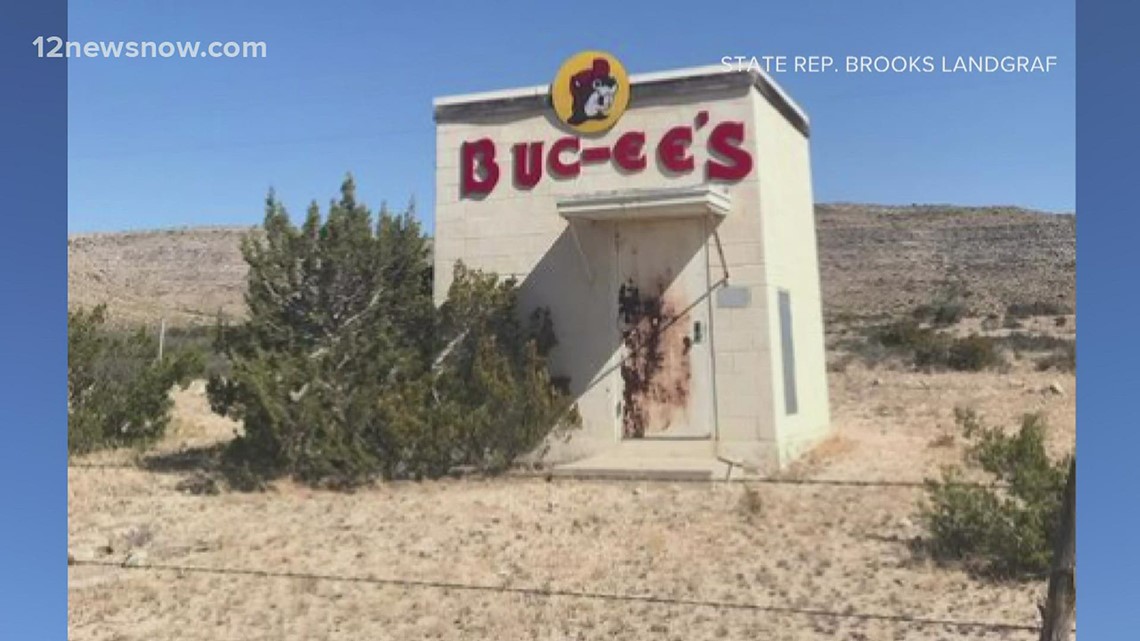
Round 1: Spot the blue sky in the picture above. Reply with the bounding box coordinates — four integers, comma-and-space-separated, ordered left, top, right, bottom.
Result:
67, 0, 1074, 232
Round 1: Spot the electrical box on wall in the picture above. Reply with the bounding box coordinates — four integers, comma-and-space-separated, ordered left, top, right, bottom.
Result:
717, 285, 751, 308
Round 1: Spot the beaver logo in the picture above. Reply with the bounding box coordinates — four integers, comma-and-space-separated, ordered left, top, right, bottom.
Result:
552, 51, 630, 134
568, 58, 618, 125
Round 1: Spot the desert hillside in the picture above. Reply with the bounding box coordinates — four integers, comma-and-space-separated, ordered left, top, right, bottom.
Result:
68, 227, 250, 325
68, 204, 1076, 325
816, 204, 1075, 319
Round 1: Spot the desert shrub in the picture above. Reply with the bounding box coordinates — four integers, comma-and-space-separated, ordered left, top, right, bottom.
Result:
381, 264, 580, 478
162, 324, 230, 378
208, 180, 438, 484
912, 280, 970, 326
826, 354, 854, 373
1035, 343, 1076, 373
832, 335, 892, 369
944, 335, 1002, 371
875, 320, 934, 351
995, 332, 1072, 354
872, 321, 1001, 372
1006, 301, 1073, 318
737, 484, 764, 520
68, 305, 202, 454
208, 177, 576, 486
918, 410, 1070, 579
992, 332, 1075, 372
912, 301, 967, 327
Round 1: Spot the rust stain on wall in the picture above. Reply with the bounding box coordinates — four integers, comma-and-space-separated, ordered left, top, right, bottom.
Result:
618, 278, 692, 438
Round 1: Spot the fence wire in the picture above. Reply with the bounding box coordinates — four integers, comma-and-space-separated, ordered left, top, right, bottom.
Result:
69, 558, 1040, 634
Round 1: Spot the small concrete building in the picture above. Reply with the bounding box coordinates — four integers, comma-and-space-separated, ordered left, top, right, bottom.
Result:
433, 55, 830, 477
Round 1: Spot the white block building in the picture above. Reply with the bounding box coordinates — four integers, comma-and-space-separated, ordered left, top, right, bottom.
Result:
433, 60, 830, 477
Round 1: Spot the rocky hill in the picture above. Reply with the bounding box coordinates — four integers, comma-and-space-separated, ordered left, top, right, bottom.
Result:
68, 227, 251, 326
815, 204, 1075, 319
68, 204, 1076, 326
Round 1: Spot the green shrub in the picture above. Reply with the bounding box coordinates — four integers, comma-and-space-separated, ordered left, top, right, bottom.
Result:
911, 280, 970, 326
1006, 301, 1073, 318
208, 178, 577, 487
872, 321, 1001, 372
207, 180, 439, 484
995, 332, 1071, 354
876, 320, 933, 350
991, 332, 1074, 372
944, 335, 1002, 371
912, 301, 967, 327
918, 410, 1070, 579
68, 305, 202, 455
162, 323, 230, 378
381, 264, 579, 478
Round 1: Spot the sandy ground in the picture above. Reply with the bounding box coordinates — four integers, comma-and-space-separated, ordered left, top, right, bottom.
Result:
68, 366, 1074, 641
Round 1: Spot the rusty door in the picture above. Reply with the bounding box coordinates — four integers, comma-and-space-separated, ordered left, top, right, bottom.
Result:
614, 218, 714, 439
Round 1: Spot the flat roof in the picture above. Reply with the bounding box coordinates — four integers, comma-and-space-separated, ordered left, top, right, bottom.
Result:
433, 64, 810, 137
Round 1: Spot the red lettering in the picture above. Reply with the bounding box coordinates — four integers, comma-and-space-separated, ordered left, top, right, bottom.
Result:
657, 126, 694, 173
512, 142, 543, 189
613, 131, 647, 172
706, 121, 753, 181
549, 136, 581, 178
461, 119, 753, 191
461, 138, 499, 196
581, 146, 611, 163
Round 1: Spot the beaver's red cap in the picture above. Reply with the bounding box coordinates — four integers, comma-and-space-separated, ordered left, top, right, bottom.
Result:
570, 57, 613, 90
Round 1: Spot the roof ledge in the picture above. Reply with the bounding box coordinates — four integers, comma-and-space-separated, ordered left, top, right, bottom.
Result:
558, 185, 731, 222
434, 64, 809, 138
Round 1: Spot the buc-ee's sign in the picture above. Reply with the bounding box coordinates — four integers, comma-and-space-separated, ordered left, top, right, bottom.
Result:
460, 51, 754, 198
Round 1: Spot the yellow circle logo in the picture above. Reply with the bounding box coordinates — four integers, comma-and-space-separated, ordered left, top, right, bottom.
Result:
551, 51, 630, 134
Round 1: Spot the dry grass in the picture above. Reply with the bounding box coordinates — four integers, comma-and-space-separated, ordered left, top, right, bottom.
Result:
68, 362, 1073, 641
67, 204, 1076, 638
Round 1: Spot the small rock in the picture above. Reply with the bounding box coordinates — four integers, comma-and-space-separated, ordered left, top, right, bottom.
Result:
1046, 381, 1065, 396
871, 378, 882, 387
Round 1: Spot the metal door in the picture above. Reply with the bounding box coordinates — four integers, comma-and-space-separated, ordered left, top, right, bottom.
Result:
614, 218, 714, 439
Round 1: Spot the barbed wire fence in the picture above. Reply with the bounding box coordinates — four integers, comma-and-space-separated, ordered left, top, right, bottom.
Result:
68, 556, 1041, 634
67, 460, 1075, 638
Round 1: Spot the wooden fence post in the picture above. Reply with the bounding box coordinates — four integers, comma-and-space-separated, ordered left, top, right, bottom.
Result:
1039, 457, 1076, 641
157, 318, 166, 361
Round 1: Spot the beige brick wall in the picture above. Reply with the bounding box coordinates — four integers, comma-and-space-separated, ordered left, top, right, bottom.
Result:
749, 92, 833, 465
434, 79, 830, 470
